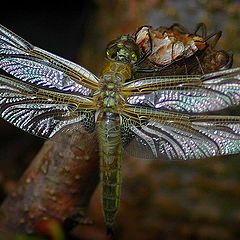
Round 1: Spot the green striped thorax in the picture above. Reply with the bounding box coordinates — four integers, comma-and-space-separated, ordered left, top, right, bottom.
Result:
100, 66, 126, 112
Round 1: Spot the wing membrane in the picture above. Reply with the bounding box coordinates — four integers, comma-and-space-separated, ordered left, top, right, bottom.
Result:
121, 106, 240, 160
0, 74, 96, 138
0, 24, 99, 95
124, 68, 240, 113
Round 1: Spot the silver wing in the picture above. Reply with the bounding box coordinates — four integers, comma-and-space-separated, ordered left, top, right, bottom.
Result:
121, 68, 240, 160
0, 24, 99, 96
0, 74, 96, 138
121, 107, 240, 160
0, 25, 98, 139
124, 68, 240, 113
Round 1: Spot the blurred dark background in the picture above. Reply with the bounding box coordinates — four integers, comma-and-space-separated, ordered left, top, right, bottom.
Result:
1, 1, 240, 239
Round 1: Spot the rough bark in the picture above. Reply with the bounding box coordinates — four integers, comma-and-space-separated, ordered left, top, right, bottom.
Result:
0, 130, 99, 235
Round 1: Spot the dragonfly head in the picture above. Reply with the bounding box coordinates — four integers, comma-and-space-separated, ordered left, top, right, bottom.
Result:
105, 35, 141, 64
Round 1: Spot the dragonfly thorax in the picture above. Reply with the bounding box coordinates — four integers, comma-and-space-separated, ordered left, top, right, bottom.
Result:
100, 76, 122, 111
103, 92, 119, 109
99, 61, 132, 112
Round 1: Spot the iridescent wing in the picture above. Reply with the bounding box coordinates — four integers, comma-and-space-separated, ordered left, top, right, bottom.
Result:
121, 68, 240, 160
124, 67, 240, 113
0, 25, 99, 138
0, 24, 99, 95
0, 74, 96, 138
121, 106, 240, 160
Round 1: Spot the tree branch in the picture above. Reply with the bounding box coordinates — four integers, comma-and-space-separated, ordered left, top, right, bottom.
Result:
0, 131, 99, 235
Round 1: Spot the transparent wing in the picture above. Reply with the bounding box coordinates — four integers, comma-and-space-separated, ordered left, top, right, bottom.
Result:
0, 74, 96, 139
124, 68, 240, 113
0, 24, 99, 96
121, 106, 240, 160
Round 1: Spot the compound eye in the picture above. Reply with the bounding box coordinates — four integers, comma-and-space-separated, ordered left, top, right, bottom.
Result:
106, 48, 117, 60
117, 42, 124, 48
106, 50, 110, 57
131, 52, 138, 62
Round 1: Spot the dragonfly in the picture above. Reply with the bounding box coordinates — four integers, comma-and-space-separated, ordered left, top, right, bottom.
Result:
1, 24, 240, 233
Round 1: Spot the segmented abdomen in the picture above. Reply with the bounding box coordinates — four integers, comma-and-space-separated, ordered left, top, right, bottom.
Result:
97, 112, 122, 228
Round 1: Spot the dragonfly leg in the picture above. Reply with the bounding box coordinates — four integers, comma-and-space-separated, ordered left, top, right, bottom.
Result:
135, 27, 153, 66
169, 23, 188, 33
205, 31, 222, 48
194, 22, 207, 38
